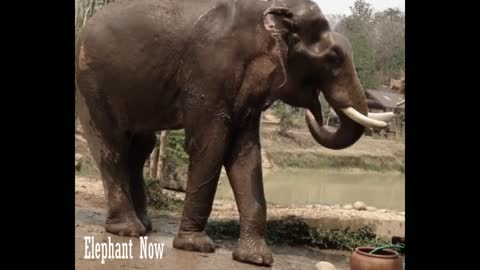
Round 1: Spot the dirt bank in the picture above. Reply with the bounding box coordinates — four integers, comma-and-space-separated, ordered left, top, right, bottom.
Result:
76, 122, 405, 178
260, 124, 404, 172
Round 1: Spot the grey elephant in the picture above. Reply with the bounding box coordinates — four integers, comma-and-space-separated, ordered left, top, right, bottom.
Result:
75, 0, 389, 266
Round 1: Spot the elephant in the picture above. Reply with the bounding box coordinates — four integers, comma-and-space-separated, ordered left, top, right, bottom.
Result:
75, 0, 389, 266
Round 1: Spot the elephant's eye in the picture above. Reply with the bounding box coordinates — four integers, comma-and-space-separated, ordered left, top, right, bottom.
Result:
289, 33, 301, 45
312, 18, 330, 36
327, 47, 344, 68
331, 56, 341, 67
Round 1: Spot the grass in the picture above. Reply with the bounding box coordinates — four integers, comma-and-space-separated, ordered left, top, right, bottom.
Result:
166, 130, 189, 165
267, 151, 404, 172
206, 219, 403, 254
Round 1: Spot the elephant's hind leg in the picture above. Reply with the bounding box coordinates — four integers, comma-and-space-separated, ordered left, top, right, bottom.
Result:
82, 127, 146, 237
128, 133, 156, 232
76, 81, 146, 237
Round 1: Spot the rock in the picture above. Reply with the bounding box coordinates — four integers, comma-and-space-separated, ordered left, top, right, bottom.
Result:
353, 201, 367, 210
366, 206, 377, 211
343, 204, 353, 210
163, 178, 186, 192
316, 261, 336, 270
162, 163, 187, 192
263, 113, 280, 123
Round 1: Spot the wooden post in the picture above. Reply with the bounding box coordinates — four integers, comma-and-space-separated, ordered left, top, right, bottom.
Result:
156, 131, 168, 183
149, 138, 159, 179
393, 117, 400, 141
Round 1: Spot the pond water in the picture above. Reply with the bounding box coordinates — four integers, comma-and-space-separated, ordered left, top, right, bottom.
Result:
216, 169, 405, 211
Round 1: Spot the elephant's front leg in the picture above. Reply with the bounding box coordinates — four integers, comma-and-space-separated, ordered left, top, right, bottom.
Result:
173, 118, 230, 253
224, 112, 273, 266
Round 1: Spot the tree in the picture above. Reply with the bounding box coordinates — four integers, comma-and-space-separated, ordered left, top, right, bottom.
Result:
326, 14, 346, 30
271, 102, 301, 134
75, 0, 115, 37
333, 0, 405, 89
75, 0, 95, 36
372, 8, 405, 84
334, 0, 376, 88
350, 0, 374, 23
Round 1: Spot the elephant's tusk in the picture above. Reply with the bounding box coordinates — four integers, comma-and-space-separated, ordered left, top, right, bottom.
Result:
341, 107, 388, 129
367, 112, 395, 122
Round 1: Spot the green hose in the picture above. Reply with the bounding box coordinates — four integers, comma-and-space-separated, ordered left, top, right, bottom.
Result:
369, 244, 405, 254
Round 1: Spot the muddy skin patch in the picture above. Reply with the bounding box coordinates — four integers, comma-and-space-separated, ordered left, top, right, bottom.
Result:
78, 45, 91, 71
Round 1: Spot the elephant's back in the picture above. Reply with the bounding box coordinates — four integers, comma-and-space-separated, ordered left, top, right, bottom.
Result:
78, 0, 217, 66
76, 0, 243, 84
75, 0, 232, 131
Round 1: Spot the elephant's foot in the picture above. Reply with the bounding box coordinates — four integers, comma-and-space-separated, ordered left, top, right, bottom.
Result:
173, 231, 215, 253
233, 238, 273, 266
137, 212, 152, 233
105, 215, 147, 237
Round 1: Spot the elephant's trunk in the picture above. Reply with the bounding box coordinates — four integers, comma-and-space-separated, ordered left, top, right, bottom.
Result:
305, 101, 367, 150
305, 76, 387, 150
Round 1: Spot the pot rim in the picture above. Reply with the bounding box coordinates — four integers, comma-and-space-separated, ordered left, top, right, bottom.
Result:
354, 246, 400, 259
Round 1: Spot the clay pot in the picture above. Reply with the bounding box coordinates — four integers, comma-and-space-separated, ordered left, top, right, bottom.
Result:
351, 247, 403, 270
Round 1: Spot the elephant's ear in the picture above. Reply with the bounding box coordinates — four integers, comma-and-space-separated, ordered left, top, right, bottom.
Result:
263, 6, 295, 87
263, 6, 295, 39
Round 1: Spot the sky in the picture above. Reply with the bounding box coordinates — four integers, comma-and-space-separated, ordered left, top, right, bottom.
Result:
312, 0, 405, 15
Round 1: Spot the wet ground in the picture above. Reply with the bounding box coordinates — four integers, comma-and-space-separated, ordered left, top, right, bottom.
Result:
75, 167, 405, 269
75, 207, 351, 270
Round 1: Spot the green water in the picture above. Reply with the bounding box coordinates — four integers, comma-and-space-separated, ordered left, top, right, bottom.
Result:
216, 169, 405, 211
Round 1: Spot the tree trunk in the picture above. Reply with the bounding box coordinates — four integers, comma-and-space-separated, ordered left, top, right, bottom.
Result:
156, 131, 168, 182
